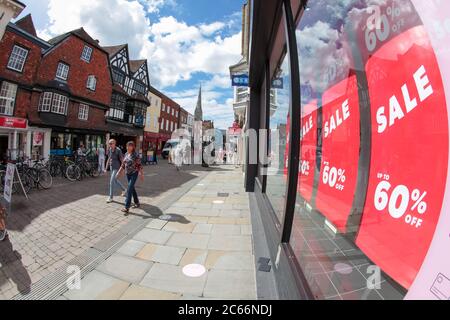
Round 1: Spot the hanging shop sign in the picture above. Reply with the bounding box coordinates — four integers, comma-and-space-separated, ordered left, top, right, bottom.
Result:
298, 101, 318, 204
356, 26, 449, 290
231, 74, 249, 87
314, 75, 361, 233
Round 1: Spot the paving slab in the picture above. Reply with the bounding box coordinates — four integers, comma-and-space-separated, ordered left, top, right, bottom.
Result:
137, 244, 186, 265
204, 270, 256, 299
167, 233, 210, 250
192, 224, 213, 234
97, 254, 152, 284
64, 270, 130, 300
133, 229, 173, 245
145, 219, 168, 230
205, 251, 254, 271
179, 249, 208, 267
120, 284, 181, 300
208, 235, 252, 252
117, 240, 146, 257
140, 263, 207, 296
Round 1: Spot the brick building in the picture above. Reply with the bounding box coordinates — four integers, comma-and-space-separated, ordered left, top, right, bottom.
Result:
102, 44, 150, 154
0, 15, 51, 161
159, 93, 180, 150
29, 27, 113, 156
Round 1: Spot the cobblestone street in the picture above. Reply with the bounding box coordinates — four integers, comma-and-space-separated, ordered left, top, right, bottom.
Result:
0, 161, 214, 299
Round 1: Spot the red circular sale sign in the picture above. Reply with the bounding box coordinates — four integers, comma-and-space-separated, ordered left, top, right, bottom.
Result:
315, 75, 361, 233
356, 26, 449, 290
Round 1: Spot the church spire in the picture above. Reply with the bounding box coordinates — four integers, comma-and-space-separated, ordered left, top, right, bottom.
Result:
194, 85, 203, 122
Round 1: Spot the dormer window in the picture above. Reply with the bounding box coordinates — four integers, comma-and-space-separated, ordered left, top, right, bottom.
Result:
81, 45, 93, 62
56, 62, 69, 81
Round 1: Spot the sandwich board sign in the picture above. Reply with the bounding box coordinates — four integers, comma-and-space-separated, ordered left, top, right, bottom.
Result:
3, 163, 28, 203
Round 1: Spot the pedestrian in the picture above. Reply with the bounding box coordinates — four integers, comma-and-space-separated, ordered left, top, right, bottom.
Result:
77, 143, 86, 157
106, 139, 127, 203
116, 141, 144, 213
97, 144, 106, 174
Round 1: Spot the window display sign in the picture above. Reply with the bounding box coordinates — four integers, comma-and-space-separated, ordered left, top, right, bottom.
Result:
315, 75, 361, 233
298, 101, 318, 204
356, 26, 449, 290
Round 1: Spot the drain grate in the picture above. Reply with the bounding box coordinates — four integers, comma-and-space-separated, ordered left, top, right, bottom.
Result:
257, 257, 272, 273
217, 193, 229, 198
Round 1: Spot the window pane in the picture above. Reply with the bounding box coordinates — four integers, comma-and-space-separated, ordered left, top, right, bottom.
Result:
290, 0, 450, 300
0, 82, 18, 115
266, 53, 291, 224
7, 46, 28, 72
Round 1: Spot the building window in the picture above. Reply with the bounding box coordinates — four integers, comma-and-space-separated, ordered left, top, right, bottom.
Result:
38, 92, 53, 112
176, 111, 179, 117
167, 106, 170, 114
0, 81, 18, 115
154, 116, 158, 128
51, 93, 68, 115
78, 104, 89, 120
7, 45, 29, 73
165, 119, 169, 131
112, 70, 125, 85
81, 45, 93, 62
160, 118, 164, 130
56, 62, 70, 81
162, 103, 165, 112
86, 75, 97, 91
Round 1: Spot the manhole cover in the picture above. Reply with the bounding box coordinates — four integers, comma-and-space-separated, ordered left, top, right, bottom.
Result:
217, 193, 229, 197
183, 264, 207, 278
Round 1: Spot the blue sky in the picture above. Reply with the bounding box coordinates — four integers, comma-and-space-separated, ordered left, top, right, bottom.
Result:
18, 0, 245, 129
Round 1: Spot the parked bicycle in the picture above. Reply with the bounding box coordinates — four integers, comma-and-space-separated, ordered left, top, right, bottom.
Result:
66, 155, 99, 182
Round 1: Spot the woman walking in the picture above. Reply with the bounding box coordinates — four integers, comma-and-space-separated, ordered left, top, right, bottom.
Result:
116, 141, 144, 214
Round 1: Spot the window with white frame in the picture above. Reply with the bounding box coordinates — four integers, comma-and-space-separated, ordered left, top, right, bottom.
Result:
7, 46, 29, 72
154, 116, 158, 128
78, 104, 89, 120
51, 93, 68, 115
81, 46, 93, 62
56, 62, 70, 80
86, 75, 97, 91
165, 119, 169, 131
0, 82, 18, 116
160, 118, 164, 130
176, 111, 179, 117
167, 106, 170, 114
38, 92, 53, 112
162, 103, 165, 112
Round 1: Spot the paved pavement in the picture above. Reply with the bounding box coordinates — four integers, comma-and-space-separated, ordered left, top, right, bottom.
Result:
60, 166, 256, 300
0, 161, 208, 299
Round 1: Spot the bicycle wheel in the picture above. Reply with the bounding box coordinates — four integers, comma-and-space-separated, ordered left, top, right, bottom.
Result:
20, 172, 33, 194
38, 169, 53, 189
50, 162, 61, 177
90, 163, 100, 178
66, 165, 81, 182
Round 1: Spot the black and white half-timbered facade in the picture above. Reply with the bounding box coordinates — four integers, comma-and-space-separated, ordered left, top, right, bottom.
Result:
102, 44, 150, 151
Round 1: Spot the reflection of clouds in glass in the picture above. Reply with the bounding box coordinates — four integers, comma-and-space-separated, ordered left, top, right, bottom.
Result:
298, 20, 351, 95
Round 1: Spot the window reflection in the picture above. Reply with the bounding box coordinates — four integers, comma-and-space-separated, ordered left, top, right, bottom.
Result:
290, 0, 449, 300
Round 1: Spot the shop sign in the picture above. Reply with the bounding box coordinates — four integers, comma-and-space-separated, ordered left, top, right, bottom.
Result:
272, 78, 284, 89
0, 117, 27, 129
356, 26, 449, 290
315, 75, 361, 233
231, 74, 249, 87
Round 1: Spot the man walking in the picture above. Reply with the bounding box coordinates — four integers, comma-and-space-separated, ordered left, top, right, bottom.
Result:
106, 139, 126, 203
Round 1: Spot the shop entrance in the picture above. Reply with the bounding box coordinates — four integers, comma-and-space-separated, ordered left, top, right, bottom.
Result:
0, 135, 8, 165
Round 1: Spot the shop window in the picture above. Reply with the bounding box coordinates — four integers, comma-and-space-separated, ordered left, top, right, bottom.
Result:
81, 45, 93, 62
7, 45, 29, 72
266, 53, 291, 224
56, 62, 70, 81
0, 81, 18, 116
86, 75, 97, 91
289, 0, 450, 300
78, 104, 89, 121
